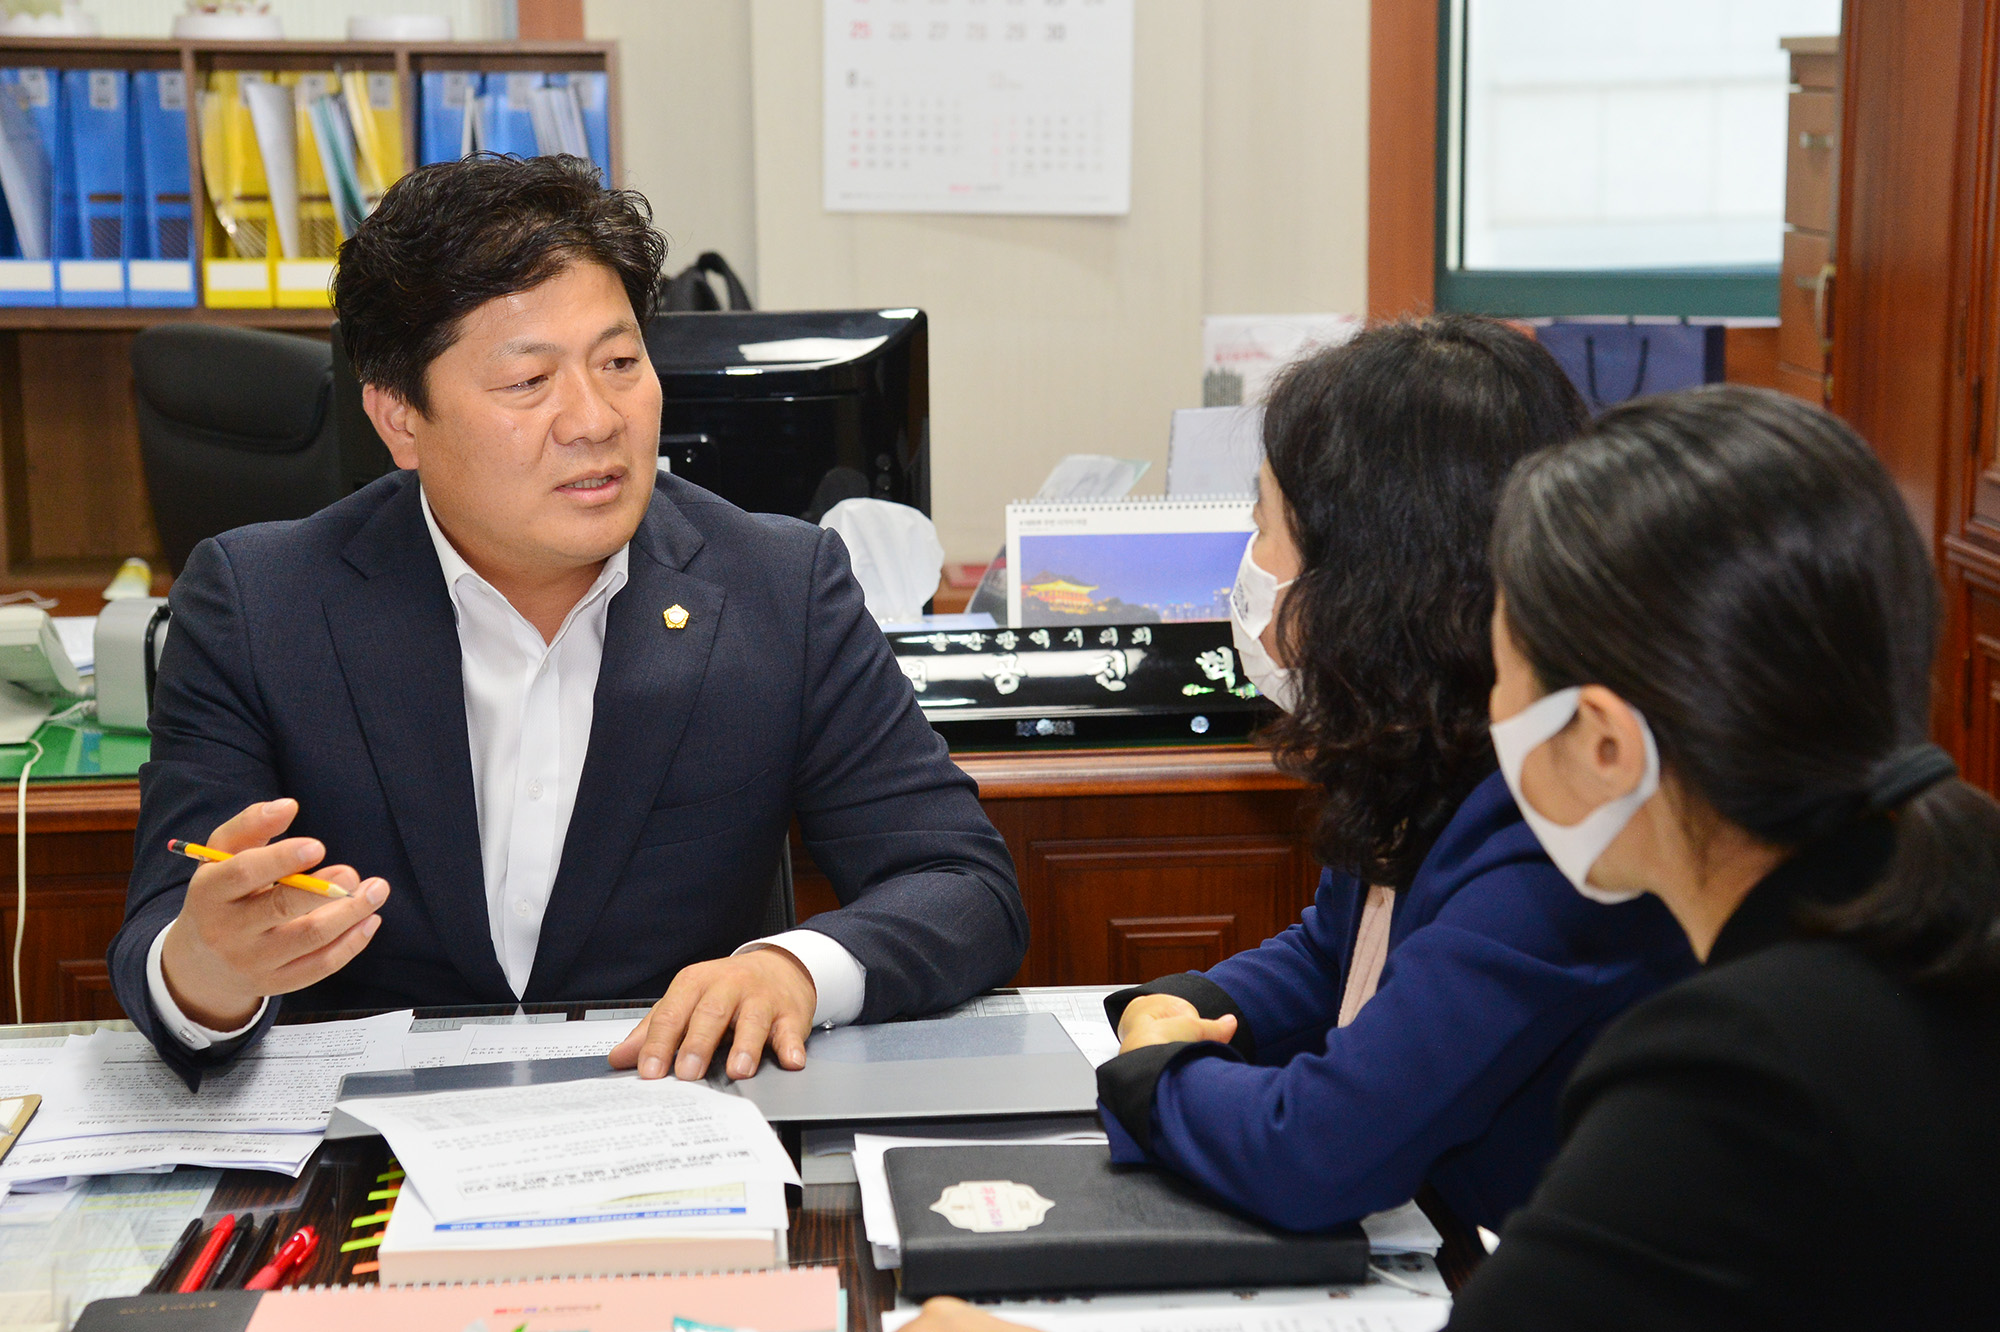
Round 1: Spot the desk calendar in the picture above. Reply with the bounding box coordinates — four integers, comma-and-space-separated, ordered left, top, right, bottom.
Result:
823, 0, 1134, 215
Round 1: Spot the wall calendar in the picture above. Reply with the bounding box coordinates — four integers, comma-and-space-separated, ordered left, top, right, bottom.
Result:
822, 0, 1134, 216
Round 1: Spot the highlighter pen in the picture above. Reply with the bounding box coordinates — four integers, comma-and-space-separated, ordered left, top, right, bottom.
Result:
142, 1218, 203, 1294
175, 1214, 235, 1293
202, 1214, 254, 1291
166, 840, 350, 899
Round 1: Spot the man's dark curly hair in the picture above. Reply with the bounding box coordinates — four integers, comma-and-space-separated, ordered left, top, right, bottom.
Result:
1261, 316, 1589, 887
332, 152, 668, 416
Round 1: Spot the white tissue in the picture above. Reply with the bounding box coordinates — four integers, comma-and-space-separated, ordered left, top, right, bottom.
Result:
820, 499, 946, 625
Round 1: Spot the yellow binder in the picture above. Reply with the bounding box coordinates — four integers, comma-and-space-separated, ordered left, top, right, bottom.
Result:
197, 71, 275, 307
341, 69, 409, 203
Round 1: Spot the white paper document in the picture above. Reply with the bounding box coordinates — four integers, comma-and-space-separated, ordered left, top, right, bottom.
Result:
336, 1075, 801, 1223
0, 1041, 67, 1098
922, 986, 1125, 1067
461, 1016, 638, 1065
1359, 1201, 1443, 1256
0, 1130, 318, 1189
0, 1171, 219, 1324
26, 1010, 410, 1141
389, 1175, 788, 1253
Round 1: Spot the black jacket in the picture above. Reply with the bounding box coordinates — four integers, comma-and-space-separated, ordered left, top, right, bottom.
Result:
110, 471, 1026, 1084
1449, 817, 2000, 1330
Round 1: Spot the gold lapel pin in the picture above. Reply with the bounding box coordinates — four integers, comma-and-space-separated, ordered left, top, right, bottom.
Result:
663, 604, 690, 630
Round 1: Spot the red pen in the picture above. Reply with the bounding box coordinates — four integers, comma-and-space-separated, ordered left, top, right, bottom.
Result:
174, 1214, 236, 1293
244, 1225, 318, 1291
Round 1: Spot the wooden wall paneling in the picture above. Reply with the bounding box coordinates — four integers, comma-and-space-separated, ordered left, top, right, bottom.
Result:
1106, 914, 1240, 980
0, 330, 27, 569
1923, 0, 2000, 775
1830, 0, 1972, 552
1367, 0, 1438, 320
1785, 89, 1837, 228
1, 784, 153, 1022
1778, 229, 1831, 373
1722, 325, 1783, 392
516, 0, 585, 41
16, 330, 161, 567
1959, 583, 2000, 793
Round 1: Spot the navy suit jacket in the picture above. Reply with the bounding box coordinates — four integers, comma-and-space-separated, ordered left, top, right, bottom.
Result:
110, 470, 1027, 1082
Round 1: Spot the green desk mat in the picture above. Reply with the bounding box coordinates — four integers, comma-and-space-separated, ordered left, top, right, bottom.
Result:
0, 719, 149, 782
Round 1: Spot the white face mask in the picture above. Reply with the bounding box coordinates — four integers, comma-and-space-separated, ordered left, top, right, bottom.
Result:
1230, 534, 1298, 712
1490, 685, 1660, 904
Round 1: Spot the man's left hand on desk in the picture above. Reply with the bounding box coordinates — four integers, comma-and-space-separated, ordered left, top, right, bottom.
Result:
609, 946, 818, 1081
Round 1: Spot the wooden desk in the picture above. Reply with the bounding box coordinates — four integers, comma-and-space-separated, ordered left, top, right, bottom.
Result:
6, 743, 1318, 1022
11, 1002, 1480, 1316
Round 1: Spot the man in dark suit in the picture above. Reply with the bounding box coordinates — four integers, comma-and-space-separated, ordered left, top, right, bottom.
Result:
108, 154, 1026, 1087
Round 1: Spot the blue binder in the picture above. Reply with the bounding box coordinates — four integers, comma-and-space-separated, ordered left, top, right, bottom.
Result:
418, 70, 476, 165
476, 71, 543, 157
58, 68, 127, 305
0, 69, 58, 257
0, 68, 59, 303
129, 69, 194, 306
551, 71, 610, 173
132, 70, 191, 259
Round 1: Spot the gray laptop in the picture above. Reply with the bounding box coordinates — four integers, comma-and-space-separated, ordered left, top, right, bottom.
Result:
327, 1012, 1098, 1138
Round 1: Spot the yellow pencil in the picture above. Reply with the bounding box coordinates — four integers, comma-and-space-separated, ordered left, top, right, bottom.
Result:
166, 839, 351, 899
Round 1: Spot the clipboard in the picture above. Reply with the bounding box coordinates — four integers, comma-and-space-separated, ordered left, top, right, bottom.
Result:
0, 1093, 40, 1165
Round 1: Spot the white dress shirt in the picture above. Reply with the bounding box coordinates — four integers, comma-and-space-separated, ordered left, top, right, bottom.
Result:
148, 486, 865, 1049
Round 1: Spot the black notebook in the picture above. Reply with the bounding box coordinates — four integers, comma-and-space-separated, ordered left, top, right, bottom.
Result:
885, 1143, 1370, 1298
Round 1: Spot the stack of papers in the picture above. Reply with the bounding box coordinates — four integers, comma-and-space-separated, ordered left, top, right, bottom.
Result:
2, 1011, 409, 1190
0, 1011, 650, 1194
336, 1075, 801, 1284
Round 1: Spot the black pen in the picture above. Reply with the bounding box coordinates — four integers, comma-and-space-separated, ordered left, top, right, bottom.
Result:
202, 1214, 254, 1291
223, 1213, 281, 1289
143, 1218, 204, 1294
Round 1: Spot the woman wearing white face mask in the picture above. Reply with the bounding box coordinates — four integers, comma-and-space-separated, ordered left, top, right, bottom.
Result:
1447, 386, 2000, 1329
1088, 317, 1695, 1239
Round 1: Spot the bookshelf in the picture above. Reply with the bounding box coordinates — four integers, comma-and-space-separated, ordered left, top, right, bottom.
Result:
0, 35, 619, 579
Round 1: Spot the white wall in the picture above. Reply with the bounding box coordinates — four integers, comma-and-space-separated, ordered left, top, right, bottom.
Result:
591, 0, 1369, 563
586, 0, 761, 290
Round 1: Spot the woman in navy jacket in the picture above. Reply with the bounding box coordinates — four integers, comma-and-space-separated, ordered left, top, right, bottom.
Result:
1093, 318, 1695, 1236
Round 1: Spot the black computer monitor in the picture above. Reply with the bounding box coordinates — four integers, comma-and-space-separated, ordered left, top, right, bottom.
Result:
333, 308, 930, 522
643, 308, 929, 520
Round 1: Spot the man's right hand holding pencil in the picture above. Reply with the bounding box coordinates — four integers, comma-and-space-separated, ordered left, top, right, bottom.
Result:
158, 798, 391, 1032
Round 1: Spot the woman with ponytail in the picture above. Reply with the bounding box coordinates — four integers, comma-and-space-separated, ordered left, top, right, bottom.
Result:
1448, 385, 2000, 1327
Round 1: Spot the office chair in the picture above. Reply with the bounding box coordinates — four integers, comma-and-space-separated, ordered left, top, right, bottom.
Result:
761, 840, 798, 936
132, 324, 350, 573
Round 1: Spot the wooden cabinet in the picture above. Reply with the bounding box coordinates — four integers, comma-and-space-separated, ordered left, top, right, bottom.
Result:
0, 784, 148, 1022
1834, 0, 2000, 794
11, 745, 1318, 1022
799, 746, 1320, 989
1777, 36, 1839, 406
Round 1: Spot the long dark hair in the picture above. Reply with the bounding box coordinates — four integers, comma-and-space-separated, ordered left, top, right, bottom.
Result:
1264, 316, 1588, 887
1494, 385, 2000, 986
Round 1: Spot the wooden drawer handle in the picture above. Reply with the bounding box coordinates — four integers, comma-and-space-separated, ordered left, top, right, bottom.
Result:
1798, 131, 1834, 150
